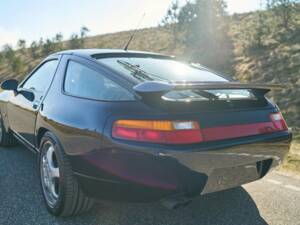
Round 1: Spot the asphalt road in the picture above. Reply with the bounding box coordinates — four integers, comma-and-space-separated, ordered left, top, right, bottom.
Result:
1, 146, 300, 225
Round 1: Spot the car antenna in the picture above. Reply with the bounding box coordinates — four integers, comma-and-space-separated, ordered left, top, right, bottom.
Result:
124, 13, 146, 51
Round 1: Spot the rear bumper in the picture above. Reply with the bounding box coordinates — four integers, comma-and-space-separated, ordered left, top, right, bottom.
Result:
72, 131, 292, 202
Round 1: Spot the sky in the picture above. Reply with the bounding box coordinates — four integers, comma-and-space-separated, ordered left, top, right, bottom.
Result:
0, 0, 261, 47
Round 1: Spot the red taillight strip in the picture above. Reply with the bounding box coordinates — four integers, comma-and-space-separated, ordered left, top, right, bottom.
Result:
112, 126, 203, 144
202, 122, 280, 142
112, 113, 288, 144
202, 112, 288, 142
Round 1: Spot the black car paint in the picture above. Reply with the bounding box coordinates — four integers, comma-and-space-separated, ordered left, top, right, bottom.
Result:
0, 50, 292, 203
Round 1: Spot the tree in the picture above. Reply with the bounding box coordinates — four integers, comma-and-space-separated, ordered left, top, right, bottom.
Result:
11, 56, 23, 74
54, 33, 64, 51
55, 33, 63, 42
80, 26, 90, 46
270, 0, 299, 30
161, 1, 182, 48
69, 33, 82, 49
238, 9, 269, 51
17, 39, 26, 53
2, 44, 15, 61
161, 1, 180, 25
1, 44, 24, 73
30, 41, 39, 58
39, 38, 44, 47
251, 1, 269, 48
169, 0, 233, 73
80, 26, 90, 39
42, 39, 54, 55
0, 53, 4, 65
266, 0, 272, 8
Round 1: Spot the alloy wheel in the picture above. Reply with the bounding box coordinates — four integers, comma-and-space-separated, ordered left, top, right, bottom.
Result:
41, 143, 60, 207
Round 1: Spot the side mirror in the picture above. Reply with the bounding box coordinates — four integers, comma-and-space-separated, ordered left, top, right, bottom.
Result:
1, 79, 34, 101
19, 90, 35, 102
1, 79, 18, 91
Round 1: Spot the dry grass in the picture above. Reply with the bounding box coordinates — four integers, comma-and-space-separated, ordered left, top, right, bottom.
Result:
280, 142, 300, 175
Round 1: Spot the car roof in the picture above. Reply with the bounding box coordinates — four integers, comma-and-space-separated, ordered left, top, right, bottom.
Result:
53, 49, 171, 59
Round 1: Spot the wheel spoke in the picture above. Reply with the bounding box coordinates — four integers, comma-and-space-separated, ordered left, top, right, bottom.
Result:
46, 146, 54, 165
44, 175, 50, 190
50, 167, 60, 179
50, 182, 58, 198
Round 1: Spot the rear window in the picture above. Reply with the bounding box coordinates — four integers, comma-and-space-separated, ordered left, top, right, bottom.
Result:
98, 56, 256, 102
97, 57, 227, 82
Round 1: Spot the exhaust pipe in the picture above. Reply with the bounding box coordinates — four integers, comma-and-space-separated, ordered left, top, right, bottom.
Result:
161, 195, 192, 210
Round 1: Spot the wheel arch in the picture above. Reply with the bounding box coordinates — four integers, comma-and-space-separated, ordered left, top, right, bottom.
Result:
36, 127, 50, 148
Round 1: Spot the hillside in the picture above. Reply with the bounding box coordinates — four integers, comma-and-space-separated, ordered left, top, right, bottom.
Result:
0, 27, 177, 81
230, 10, 300, 135
0, 9, 299, 133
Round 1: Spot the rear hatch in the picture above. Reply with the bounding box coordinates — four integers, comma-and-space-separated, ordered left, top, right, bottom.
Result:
132, 81, 287, 143
96, 55, 287, 144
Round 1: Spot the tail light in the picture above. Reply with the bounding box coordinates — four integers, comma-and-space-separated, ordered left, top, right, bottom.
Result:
112, 120, 203, 144
270, 112, 288, 131
112, 113, 287, 144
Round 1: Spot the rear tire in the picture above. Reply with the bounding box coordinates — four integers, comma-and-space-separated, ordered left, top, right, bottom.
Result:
0, 114, 17, 147
39, 131, 94, 217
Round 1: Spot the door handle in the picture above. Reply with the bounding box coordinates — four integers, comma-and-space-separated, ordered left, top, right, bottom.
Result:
33, 100, 40, 109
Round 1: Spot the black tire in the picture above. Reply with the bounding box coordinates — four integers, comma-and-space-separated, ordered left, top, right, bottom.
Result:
39, 131, 94, 217
0, 114, 17, 147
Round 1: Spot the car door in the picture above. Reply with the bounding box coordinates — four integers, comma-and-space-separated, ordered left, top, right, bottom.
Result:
7, 57, 60, 147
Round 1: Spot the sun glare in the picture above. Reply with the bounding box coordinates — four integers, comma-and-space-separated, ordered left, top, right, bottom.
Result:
171, 61, 190, 78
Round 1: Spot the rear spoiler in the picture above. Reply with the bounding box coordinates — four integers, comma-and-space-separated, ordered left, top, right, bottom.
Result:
133, 81, 283, 99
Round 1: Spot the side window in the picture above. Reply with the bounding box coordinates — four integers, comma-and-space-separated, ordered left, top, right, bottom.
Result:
22, 60, 58, 93
64, 61, 134, 101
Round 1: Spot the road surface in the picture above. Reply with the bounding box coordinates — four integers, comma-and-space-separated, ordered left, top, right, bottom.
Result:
0, 146, 300, 225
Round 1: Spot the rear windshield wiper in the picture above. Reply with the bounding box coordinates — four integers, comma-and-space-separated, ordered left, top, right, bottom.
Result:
117, 60, 167, 82
193, 90, 219, 100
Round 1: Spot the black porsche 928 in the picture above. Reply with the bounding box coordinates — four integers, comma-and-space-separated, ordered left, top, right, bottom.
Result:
0, 49, 292, 216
